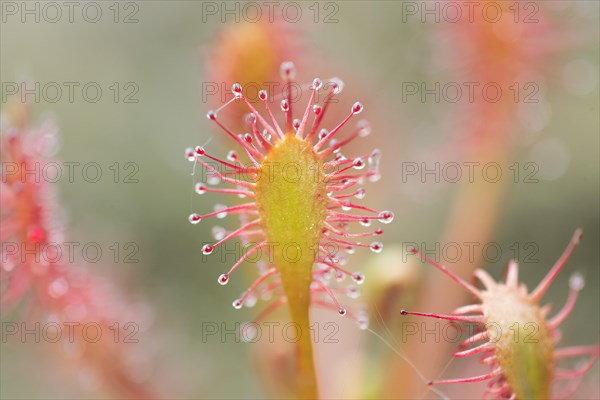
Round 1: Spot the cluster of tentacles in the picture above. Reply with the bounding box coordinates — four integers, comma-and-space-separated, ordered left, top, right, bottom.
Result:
187, 61, 393, 326
403, 230, 599, 399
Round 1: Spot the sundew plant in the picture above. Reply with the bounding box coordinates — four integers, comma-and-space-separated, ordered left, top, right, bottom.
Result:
1, 2, 599, 400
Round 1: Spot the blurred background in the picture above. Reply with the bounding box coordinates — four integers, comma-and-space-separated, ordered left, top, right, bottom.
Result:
1, 1, 598, 399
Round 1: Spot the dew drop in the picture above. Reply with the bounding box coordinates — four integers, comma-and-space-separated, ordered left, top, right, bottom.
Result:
207, 173, 221, 186
195, 183, 207, 195
214, 204, 228, 218
245, 294, 258, 308
358, 120, 371, 137
346, 285, 360, 299
370, 242, 383, 253
378, 211, 394, 224
262, 129, 272, 142
218, 274, 229, 285
207, 110, 217, 120
334, 153, 346, 162
195, 146, 206, 156
352, 102, 364, 115
258, 90, 268, 101
338, 308, 347, 316
231, 83, 243, 98
353, 158, 365, 170
280, 99, 290, 112
227, 150, 238, 162
232, 299, 243, 309
185, 148, 196, 162
352, 272, 365, 285
569, 272, 585, 291
188, 213, 201, 224
312, 78, 323, 90
202, 244, 214, 255
246, 113, 257, 124
280, 61, 296, 80
241, 322, 259, 342
357, 311, 369, 330
368, 171, 382, 183
212, 226, 226, 240
329, 77, 344, 94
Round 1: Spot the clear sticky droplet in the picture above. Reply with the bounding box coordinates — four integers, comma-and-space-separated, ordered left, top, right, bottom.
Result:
370, 242, 383, 253
202, 244, 214, 255
188, 213, 201, 224
195, 146, 206, 156
212, 226, 226, 240
262, 129, 272, 142
352, 102, 364, 115
207, 173, 221, 186
346, 245, 355, 255
185, 148, 196, 162
378, 211, 394, 224
195, 183, 207, 195
227, 150, 238, 162
246, 113, 257, 124
280, 99, 290, 112
346, 285, 360, 299
358, 120, 371, 137
357, 310, 369, 330
241, 322, 259, 342
313, 104, 322, 115
211, 226, 227, 241
218, 274, 229, 285
312, 78, 323, 90
258, 90, 268, 101
243, 133, 252, 143
293, 119, 301, 131
319, 129, 329, 139
207, 110, 217, 120
231, 83, 243, 98
359, 218, 371, 227
368, 171, 381, 183
232, 299, 243, 309
338, 308, 347, 316
352, 272, 365, 285
355, 188, 366, 199
244, 294, 257, 308
214, 204, 228, 218
569, 272, 585, 291
280, 61, 296, 80
329, 77, 344, 94
353, 158, 365, 170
